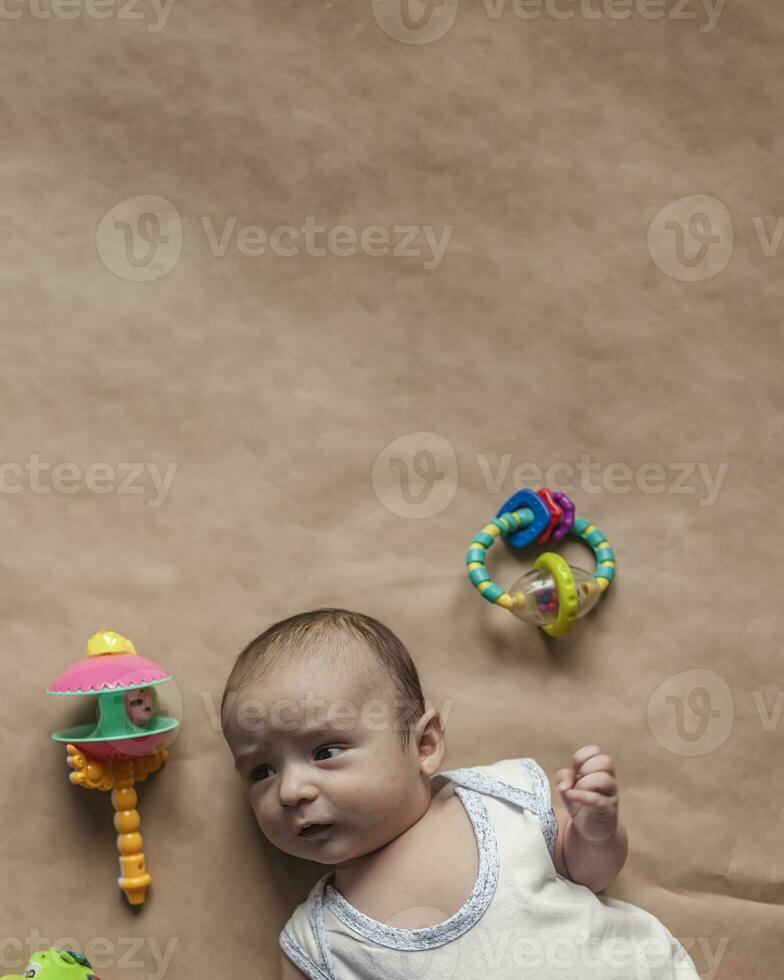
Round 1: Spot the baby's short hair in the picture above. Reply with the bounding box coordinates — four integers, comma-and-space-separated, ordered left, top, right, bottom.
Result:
221, 608, 426, 753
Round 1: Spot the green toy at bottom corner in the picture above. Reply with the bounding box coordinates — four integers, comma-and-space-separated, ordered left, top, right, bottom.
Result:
1, 949, 100, 979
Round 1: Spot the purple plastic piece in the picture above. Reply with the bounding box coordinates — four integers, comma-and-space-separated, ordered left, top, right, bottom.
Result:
550, 491, 575, 541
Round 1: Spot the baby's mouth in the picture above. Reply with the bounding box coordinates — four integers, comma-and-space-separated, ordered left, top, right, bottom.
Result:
298, 823, 333, 838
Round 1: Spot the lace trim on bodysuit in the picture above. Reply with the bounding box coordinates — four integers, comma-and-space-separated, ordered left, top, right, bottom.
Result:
308, 876, 336, 976
323, 785, 499, 951
280, 875, 337, 980
279, 925, 335, 980
519, 757, 558, 855
434, 757, 558, 856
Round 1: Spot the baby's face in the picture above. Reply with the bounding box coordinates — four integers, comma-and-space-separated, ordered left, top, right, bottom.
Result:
224, 653, 427, 866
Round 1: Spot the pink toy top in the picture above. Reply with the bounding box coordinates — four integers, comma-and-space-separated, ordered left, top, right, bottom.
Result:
48, 654, 171, 694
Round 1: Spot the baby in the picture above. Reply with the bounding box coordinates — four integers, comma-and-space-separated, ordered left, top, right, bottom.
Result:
222, 608, 700, 980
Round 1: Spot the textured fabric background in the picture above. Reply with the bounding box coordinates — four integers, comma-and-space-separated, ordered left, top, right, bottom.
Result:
1, 1, 781, 977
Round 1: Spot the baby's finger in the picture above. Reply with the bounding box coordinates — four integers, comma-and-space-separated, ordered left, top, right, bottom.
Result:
554, 768, 575, 790
555, 779, 583, 819
572, 745, 602, 769
573, 771, 616, 796
563, 787, 618, 811
576, 753, 616, 779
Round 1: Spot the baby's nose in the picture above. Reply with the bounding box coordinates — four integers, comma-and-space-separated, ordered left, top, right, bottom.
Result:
278, 770, 318, 806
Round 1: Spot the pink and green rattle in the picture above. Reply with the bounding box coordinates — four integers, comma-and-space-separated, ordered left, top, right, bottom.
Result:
466, 489, 615, 637
48, 630, 179, 906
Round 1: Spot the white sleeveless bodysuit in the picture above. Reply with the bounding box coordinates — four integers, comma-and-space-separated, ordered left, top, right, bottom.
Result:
279, 758, 701, 979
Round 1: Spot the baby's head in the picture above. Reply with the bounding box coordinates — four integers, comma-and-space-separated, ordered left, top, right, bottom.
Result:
221, 608, 445, 868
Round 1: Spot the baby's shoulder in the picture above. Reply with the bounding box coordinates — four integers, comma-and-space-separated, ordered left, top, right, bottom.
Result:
440, 755, 550, 795
280, 757, 556, 968
436, 756, 559, 855
331, 758, 554, 929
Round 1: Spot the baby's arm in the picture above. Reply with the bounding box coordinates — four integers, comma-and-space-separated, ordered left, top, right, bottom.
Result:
551, 744, 629, 893
280, 952, 309, 980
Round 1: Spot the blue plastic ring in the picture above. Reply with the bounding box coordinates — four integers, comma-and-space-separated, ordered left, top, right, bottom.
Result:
496, 489, 552, 549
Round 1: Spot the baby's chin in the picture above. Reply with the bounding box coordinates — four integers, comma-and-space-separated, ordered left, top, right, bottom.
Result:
286, 839, 347, 866
275, 828, 376, 866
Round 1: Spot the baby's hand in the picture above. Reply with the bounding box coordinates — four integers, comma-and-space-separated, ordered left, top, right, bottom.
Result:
555, 745, 619, 844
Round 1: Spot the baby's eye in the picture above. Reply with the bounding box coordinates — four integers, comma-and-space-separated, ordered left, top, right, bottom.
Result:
315, 746, 342, 761
249, 764, 272, 784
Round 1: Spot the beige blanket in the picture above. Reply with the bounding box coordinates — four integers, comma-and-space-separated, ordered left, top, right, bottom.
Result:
2, 0, 779, 977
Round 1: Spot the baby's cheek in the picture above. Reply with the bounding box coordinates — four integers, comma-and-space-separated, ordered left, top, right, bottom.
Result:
250, 800, 273, 836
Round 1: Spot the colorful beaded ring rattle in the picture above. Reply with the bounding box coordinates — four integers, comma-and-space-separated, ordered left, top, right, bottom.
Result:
48, 630, 179, 906
466, 489, 615, 637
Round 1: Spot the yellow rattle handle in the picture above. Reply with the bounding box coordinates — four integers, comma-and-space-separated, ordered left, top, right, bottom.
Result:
65, 744, 167, 906
112, 770, 151, 907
